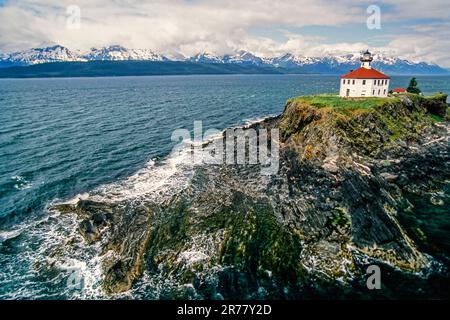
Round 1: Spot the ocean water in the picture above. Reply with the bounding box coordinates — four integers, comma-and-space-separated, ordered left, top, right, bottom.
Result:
0, 74, 449, 299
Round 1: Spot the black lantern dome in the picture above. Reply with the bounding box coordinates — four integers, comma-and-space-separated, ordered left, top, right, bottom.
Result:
360, 50, 373, 63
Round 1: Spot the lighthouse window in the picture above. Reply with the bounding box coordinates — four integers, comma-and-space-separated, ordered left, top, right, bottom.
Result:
352, 80, 355, 85
373, 90, 375, 95
378, 89, 381, 95
362, 80, 366, 85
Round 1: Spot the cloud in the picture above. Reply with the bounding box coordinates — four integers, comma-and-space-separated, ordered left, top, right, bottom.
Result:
378, 0, 450, 21
386, 22, 450, 66
0, 0, 359, 51
0, 0, 449, 66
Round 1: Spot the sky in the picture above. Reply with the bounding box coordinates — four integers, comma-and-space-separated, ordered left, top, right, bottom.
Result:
0, 0, 449, 67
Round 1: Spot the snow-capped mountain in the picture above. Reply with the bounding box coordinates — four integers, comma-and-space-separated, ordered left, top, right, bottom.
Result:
188, 50, 268, 66
84, 45, 168, 61
0, 45, 168, 67
223, 51, 269, 66
188, 52, 224, 64
268, 52, 447, 74
0, 45, 86, 66
0, 45, 447, 74
185, 50, 447, 74
270, 53, 321, 68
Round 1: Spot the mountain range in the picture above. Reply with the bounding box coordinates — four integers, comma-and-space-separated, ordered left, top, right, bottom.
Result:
0, 45, 448, 75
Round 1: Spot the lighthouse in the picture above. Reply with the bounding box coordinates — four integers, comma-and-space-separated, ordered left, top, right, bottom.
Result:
339, 50, 390, 98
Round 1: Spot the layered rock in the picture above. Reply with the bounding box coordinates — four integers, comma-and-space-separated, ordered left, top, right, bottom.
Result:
51, 93, 450, 298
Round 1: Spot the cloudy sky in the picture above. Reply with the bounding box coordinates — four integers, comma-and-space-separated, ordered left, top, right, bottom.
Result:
0, 0, 449, 66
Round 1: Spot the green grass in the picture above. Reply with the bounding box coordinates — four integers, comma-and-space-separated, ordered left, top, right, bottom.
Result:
288, 94, 400, 114
425, 93, 447, 100
287, 93, 448, 121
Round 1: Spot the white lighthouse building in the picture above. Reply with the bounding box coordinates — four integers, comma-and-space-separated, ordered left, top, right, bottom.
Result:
339, 50, 390, 98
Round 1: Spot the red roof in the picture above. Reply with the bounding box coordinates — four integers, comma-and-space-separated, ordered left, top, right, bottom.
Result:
392, 88, 406, 92
341, 67, 390, 79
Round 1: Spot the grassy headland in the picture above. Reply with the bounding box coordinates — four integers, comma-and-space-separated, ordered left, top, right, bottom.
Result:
278, 93, 448, 159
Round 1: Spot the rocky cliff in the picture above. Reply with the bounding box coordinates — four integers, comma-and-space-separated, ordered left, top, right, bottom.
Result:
52, 93, 450, 299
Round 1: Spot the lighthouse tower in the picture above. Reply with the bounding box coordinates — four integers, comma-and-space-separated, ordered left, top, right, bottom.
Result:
360, 49, 373, 69
339, 50, 390, 98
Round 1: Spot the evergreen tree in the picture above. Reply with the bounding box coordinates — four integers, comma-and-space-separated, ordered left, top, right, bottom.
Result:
407, 77, 421, 94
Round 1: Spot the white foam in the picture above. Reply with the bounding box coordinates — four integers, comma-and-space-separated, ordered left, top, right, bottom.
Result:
55, 254, 104, 299
58, 114, 278, 206
177, 251, 209, 266
89, 142, 197, 204
64, 192, 90, 205
0, 228, 23, 243
11, 175, 32, 190
0, 212, 106, 299
242, 114, 278, 128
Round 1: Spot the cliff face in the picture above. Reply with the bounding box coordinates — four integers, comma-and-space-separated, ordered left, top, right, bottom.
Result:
275, 94, 449, 272
52, 94, 450, 299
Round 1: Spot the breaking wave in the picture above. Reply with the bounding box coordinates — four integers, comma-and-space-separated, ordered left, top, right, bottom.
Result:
0, 138, 205, 299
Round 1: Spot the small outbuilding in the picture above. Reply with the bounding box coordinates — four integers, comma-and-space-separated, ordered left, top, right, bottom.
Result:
392, 88, 407, 95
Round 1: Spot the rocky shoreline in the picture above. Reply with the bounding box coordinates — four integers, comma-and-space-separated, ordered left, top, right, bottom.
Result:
51, 93, 449, 299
